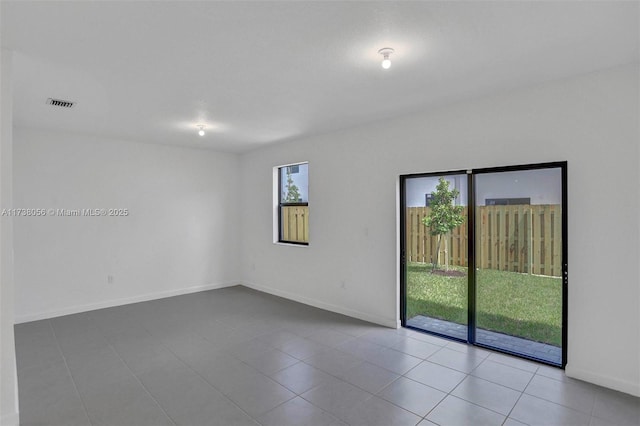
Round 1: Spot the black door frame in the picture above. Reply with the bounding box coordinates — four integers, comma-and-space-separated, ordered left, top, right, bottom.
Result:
400, 161, 568, 367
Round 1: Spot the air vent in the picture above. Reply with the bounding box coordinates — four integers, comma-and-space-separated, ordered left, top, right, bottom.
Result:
46, 98, 75, 108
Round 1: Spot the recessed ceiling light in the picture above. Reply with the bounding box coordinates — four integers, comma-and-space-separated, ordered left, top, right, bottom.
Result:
378, 47, 395, 69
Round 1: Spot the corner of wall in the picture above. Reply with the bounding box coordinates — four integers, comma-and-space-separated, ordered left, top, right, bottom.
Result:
240, 281, 398, 329
14, 280, 239, 324
1, 46, 20, 426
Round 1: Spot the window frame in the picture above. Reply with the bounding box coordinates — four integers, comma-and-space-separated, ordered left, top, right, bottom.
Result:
275, 162, 309, 246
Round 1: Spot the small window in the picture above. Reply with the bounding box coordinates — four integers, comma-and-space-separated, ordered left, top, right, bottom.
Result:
277, 163, 309, 244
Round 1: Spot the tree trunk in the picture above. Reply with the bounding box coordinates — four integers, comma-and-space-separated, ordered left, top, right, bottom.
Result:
433, 234, 442, 271
443, 233, 449, 271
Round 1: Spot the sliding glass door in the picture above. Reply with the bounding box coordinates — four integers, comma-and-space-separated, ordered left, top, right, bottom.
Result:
402, 172, 469, 341
401, 162, 567, 366
474, 166, 565, 364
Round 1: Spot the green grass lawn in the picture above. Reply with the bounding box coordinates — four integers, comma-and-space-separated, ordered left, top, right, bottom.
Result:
406, 262, 562, 346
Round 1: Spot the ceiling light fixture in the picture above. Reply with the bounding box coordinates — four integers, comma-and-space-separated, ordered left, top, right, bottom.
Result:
197, 125, 205, 136
378, 47, 394, 69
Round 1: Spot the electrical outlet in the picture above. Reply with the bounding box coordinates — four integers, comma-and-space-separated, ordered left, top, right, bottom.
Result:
107, 275, 114, 284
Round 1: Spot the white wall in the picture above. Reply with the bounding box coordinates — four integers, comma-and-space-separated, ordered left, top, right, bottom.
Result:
240, 64, 640, 396
1, 48, 19, 426
13, 128, 241, 322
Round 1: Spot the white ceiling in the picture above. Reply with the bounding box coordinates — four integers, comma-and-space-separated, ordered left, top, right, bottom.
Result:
2, 1, 638, 153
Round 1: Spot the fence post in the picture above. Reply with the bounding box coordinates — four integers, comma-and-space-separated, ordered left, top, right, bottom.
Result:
529, 206, 533, 275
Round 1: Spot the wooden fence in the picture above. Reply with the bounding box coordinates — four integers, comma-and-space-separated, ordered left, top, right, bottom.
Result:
406, 205, 562, 277
281, 206, 309, 243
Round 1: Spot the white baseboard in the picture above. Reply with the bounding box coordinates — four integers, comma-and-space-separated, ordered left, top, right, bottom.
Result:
1, 412, 19, 426
240, 281, 397, 328
14, 281, 238, 324
565, 363, 640, 397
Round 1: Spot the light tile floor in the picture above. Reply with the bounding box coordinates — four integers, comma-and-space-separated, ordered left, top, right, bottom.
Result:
15, 286, 639, 426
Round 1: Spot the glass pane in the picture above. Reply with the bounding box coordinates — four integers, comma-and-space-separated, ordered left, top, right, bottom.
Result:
280, 206, 309, 243
475, 168, 563, 364
405, 174, 468, 340
280, 163, 308, 203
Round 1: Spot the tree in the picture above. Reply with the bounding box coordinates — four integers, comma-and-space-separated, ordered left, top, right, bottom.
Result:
422, 177, 465, 271
284, 167, 301, 202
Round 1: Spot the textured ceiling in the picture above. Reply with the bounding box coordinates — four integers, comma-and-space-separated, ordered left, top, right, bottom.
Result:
2, 1, 638, 152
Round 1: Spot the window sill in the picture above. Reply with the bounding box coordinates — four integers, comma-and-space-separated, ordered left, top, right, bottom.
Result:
273, 241, 309, 248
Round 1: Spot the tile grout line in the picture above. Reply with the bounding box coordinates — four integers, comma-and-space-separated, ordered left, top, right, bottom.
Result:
135, 320, 265, 423
501, 363, 538, 425
375, 374, 444, 421
151, 330, 278, 424
522, 372, 600, 419
467, 359, 537, 393
369, 342, 466, 424
107, 343, 179, 426
416, 351, 536, 424
47, 319, 95, 426
287, 339, 422, 424
259, 384, 345, 426
90, 312, 184, 425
